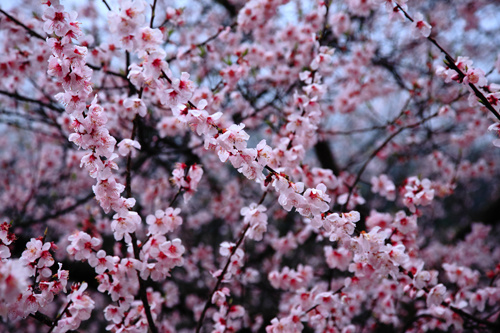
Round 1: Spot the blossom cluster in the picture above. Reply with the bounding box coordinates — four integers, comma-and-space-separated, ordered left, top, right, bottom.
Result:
171, 163, 204, 202
0, 234, 71, 325
401, 176, 435, 213
42, 1, 141, 244
1, 0, 500, 332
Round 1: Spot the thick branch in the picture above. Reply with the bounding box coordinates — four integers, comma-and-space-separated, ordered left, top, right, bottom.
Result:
314, 141, 340, 175
213, 0, 238, 17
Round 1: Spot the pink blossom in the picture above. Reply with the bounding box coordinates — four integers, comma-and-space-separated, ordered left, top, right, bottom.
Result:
241, 203, 268, 241
324, 246, 352, 270
427, 284, 446, 307
463, 67, 487, 87
123, 96, 147, 119
117, 139, 141, 157
330, 12, 351, 37
412, 13, 432, 38
111, 211, 141, 241
146, 207, 182, 235
137, 27, 163, 51
67, 231, 102, 261
20, 239, 43, 263
43, 5, 70, 36
488, 123, 500, 147
371, 174, 396, 201
88, 250, 116, 274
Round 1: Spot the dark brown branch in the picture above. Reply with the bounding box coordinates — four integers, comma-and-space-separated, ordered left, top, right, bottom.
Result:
0, 9, 45, 40
196, 223, 251, 333
86, 63, 128, 80
213, 0, 238, 17
371, 56, 408, 90
102, 0, 112, 11
314, 141, 340, 175
395, 4, 500, 121
169, 187, 183, 207
123, 67, 157, 333
0, 90, 64, 113
448, 305, 499, 330
150, 0, 158, 28
29, 311, 81, 333
166, 24, 235, 62
0, 119, 62, 138
130, 232, 158, 333
20, 192, 94, 226
343, 111, 439, 210
401, 314, 446, 332
29, 312, 54, 327
125, 116, 139, 199
47, 300, 73, 333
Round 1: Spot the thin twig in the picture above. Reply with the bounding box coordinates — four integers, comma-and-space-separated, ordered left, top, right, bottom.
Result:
0, 90, 64, 113
20, 192, 94, 226
150, 0, 158, 28
448, 305, 498, 329
342, 111, 439, 210
47, 300, 73, 333
130, 232, 159, 333
102, 0, 112, 11
166, 24, 236, 62
395, 4, 500, 121
87, 63, 128, 80
169, 187, 183, 207
196, 223, 251, 333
